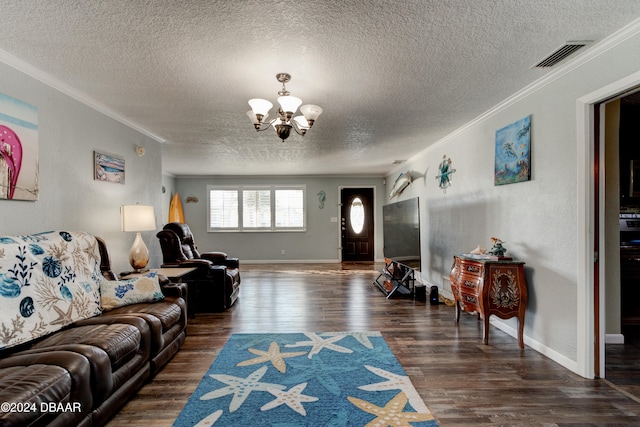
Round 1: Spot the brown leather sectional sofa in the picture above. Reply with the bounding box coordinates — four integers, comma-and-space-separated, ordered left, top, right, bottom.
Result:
0, 236, 187, 427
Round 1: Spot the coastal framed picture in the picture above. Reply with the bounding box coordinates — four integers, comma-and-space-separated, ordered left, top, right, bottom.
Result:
0, 92, 39, 201
494, 115, 531, 186
94, 151, 125, 184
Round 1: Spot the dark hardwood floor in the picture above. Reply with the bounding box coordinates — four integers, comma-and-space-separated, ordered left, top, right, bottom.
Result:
605, 326, 640, 400
107, 263, 640, 426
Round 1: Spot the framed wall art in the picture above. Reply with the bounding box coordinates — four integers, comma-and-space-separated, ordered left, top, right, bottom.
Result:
94, 151, 125, 184
495, 115, 531, 186
436, 155, 456, 193
0, 92, 39, 201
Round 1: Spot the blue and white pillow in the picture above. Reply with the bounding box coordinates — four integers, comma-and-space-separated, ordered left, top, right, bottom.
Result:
99, 271, 164, 311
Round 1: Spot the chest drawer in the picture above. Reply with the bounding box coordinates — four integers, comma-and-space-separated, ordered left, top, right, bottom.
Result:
459, 275, 481, 292
460, 261, 483, 277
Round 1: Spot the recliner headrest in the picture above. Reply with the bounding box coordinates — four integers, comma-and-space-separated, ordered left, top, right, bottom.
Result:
163, 222, 193, 242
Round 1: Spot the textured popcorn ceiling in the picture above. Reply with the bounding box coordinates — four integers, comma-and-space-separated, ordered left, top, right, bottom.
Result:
1, 1, 640, 176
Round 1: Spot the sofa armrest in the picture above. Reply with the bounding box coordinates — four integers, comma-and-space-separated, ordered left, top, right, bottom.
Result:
200, 251, 228, 263
224, 257, 240, 269
0, 350, 93, 422
208, 264, 228, 281
161, 282, 187, 299
201, 252, 239, 269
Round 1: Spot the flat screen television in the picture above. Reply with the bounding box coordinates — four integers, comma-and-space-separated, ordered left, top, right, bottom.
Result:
382, 197, 421, 270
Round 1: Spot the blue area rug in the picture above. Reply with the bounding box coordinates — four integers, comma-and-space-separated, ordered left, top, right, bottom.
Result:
173, 332, 439, 426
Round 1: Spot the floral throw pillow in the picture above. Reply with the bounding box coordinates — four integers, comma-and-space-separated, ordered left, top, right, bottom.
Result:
100, 271, 164, 311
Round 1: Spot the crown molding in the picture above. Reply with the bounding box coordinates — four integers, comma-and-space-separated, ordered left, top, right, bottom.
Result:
417, 16, 640, 157
0, 48, 165, 143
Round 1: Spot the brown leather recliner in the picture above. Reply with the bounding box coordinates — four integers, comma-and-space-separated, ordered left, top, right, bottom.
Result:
156, 222, 240, 312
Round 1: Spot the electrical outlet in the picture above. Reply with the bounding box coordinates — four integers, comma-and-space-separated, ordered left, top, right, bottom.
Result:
281, 249, 286, 255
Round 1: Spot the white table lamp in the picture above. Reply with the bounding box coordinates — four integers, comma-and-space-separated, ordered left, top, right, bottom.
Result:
121, 205, 156, 272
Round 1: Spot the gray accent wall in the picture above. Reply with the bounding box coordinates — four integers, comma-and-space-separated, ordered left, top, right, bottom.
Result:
171, 176, 385, 262
0, 61, 163, 273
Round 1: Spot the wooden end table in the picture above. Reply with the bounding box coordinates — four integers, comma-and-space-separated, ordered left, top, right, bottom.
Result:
120, 267, 197, 282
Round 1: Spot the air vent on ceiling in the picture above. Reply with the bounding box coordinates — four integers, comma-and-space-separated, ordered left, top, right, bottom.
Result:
533, 41, 592, 68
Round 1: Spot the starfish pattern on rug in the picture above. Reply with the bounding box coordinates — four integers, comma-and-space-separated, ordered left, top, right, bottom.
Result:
348, 391, 435, 426
358, 365, 429, 412
260, 382, 319, 416
236, 341, 307, 373
193, 409, 222, 427
173, 333, 439, 427
286, 354, 350, 396
323, 331, 381, 349
285, 332, 353, 359
199, 366, 286, 412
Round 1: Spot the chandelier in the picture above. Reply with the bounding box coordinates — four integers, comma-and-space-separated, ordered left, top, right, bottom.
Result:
247, 73, 323, 142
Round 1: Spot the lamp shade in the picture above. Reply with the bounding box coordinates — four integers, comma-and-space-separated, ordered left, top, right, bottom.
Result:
300, 104, 323, 122
277, 95, 302, 114
121, 205, 156, 232
248, 98, 273, 117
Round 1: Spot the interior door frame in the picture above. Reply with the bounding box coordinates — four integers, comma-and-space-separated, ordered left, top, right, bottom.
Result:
577, 70, 640, 379
337, 185, 377, 262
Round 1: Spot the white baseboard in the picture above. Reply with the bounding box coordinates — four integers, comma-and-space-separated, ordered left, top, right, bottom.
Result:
489, 318, 580, 375
440, 275, 453, 299
605, 333, 624, 344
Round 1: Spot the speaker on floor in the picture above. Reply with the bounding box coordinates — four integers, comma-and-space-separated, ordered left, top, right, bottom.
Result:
429, 286, 439, 305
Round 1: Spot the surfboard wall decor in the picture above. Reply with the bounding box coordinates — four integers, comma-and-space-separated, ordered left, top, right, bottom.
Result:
168, 192, 184, 223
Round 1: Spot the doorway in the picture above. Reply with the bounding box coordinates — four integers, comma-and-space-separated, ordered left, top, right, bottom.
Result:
575, 70, 640, 380
602, 90, 640, 396
340, 187, 375, 262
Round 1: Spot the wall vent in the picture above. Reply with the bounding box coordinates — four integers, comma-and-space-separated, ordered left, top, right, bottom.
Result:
533, 41, 591, 68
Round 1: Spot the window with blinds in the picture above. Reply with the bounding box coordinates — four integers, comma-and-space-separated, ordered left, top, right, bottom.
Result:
208, 189, 238, 229
243, 189, 271, 229
275, 188, 304, 228
207, 185, 306, 232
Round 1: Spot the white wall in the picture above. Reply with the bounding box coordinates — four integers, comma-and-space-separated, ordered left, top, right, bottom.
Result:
385, 21, 640, 377
0, 61, 164, 274
172, 176, 385, 262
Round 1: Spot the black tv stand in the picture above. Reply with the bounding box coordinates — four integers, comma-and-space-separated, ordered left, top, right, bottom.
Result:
373, 259, 415, 299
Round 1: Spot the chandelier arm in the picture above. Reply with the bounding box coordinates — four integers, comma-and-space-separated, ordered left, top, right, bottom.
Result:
290, 120, 307, 136
254, 118, 278, 132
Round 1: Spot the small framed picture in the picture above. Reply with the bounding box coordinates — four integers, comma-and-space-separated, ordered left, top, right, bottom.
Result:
94, 151, 125, 184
